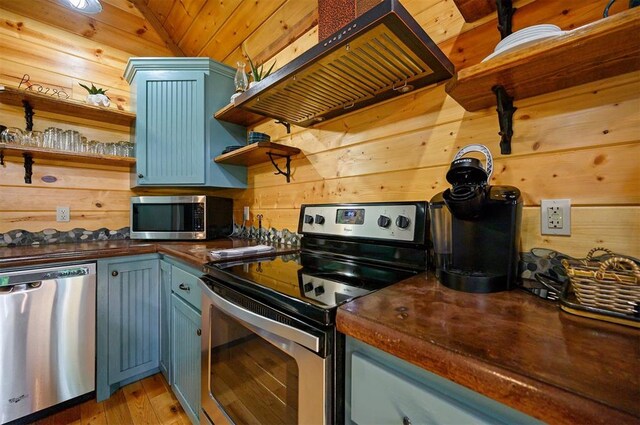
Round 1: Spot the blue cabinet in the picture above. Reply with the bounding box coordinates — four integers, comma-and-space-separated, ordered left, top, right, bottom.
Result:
346, 337, 541, 425
96, 254, 160, 402
159, 260, 172, 383
169, 261, 202, 425
124, 58, 247, 188
172, 294, 201, 424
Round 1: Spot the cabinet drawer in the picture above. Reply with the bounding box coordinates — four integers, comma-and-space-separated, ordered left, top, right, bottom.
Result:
171, 266, 202, 310
352, 352, 502, 425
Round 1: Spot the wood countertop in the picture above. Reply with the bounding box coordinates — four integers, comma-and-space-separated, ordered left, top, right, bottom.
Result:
337, 274, 640, 425
0, 239, 298, 270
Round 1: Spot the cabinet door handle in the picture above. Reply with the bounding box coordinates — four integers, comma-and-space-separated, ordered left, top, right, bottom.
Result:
179, 283, 190, 292
111, 270, 118, 277
402, 417, 412, 425
196, 329, 202, 336
137, 173, 144, 178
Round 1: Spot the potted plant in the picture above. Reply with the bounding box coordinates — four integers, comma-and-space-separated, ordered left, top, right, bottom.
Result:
79, 83, 110, 107
247, 55, 276, 88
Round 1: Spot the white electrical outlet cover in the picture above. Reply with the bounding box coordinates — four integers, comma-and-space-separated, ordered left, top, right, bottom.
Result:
540, 199, 571, 236
56, 206, 70, 222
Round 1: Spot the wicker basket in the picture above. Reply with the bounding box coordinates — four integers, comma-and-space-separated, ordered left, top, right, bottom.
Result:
562, 248, 640, 316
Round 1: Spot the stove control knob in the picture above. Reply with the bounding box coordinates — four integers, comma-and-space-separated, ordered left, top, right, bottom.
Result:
396, 215, 411, 229
315, 214, 325, 225
304, 282, 314, 293
304, 214, 314, 225
314, 286, 325, 296
377, 215, 391, 228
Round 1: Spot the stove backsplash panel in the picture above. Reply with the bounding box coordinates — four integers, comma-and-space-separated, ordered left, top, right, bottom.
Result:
0, 227, 130, 247
231, 223, 301, 246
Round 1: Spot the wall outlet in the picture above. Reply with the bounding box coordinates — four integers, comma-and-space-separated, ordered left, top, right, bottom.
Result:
56, 206, 70, 222
541, 199, 570, 236
243, 206, 250, 222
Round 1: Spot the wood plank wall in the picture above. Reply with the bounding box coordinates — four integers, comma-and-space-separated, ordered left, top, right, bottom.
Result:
0, 0, 638, 259
0, 0, 173, 233
212, 0, 640, 258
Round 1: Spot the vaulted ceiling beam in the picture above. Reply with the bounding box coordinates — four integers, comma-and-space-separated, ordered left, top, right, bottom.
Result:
129, 0, 185, 56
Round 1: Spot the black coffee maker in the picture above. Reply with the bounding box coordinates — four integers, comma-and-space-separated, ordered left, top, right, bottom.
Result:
429, 145, 522, 293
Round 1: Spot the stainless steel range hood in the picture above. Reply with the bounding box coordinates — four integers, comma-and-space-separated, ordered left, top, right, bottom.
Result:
231, 0, 454, 127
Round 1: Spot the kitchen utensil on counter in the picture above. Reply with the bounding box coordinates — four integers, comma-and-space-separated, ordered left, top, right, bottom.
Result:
429, 144, 522, 293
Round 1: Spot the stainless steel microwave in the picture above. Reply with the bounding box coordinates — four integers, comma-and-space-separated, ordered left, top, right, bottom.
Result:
130, 195, 233, 240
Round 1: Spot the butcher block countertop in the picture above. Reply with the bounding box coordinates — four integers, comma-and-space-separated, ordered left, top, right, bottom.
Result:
0, 239, 297, 269
337, 274, 640, 425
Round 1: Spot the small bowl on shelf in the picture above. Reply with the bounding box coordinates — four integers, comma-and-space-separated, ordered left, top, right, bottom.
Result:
247, 131, 270, 144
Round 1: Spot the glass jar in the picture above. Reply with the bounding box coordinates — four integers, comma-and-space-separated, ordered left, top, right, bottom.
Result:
234, 61, 249, 93
1, 127, 24, 144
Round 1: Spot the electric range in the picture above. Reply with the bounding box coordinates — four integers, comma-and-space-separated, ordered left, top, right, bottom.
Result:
199, 201, 429, 425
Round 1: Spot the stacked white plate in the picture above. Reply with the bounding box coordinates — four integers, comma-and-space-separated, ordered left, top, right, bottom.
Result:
482, 24, 567, 62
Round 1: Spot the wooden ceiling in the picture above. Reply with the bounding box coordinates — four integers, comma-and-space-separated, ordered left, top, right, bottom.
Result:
0, 0, 317, 67
133, 0, 318, 66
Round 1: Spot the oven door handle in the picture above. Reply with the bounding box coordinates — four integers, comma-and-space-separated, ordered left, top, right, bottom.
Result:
207, 289, 320, 353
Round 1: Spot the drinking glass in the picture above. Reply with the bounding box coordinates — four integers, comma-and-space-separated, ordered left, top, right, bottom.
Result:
94, 141, 105, 155
1, 127, 24, 144
104, 142, 117, 156
116, 141, 129, 156
80, 137, 90, 153
25, 131, 44, 147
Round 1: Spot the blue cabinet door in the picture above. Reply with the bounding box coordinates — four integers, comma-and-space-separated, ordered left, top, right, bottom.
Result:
160, 260, 172, 383
125, 58, 247, 189
96, 255, 160, 402
135, 71, 206, 185
171, 294, 201, 424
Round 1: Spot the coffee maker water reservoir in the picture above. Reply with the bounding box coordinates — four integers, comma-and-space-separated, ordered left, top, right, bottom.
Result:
429, 145, 522, 293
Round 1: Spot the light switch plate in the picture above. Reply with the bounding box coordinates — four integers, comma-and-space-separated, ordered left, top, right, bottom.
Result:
541, 199, 571, 235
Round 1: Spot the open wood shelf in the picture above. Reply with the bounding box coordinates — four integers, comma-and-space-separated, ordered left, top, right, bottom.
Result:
0, 85, 136, 126
214, 102, 266, 128
0, 144, 136, 167
214, 142, 300, 166
445, 8, 640, 111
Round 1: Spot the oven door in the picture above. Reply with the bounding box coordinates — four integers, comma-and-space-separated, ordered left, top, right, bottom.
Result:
200, 279, 330, 425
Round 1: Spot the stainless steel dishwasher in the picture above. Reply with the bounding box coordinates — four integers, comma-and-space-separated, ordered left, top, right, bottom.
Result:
0, 263, 96, 424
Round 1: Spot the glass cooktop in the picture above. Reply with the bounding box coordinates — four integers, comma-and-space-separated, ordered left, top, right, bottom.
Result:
203, 252, 417, 326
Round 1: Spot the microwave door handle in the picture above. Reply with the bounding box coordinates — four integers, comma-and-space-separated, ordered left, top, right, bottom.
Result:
207, 289, 320, 353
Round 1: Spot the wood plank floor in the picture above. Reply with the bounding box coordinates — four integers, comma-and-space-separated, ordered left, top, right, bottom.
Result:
30, 374, 191, 425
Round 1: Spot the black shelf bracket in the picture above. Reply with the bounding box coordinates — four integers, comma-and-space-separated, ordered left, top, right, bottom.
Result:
23, 153, 34, 184
493, 85, 516, 155
267, 152, 293, 183
496, 0, 516, 40
22, 100, 34, 132
275, 120, 291, 134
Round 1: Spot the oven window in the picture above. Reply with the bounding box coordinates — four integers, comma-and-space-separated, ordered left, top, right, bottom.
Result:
211, 307, 299, 424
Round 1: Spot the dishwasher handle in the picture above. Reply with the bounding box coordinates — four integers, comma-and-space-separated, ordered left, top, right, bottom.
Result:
0, 266, 93, 287
0, 282, 43, 294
